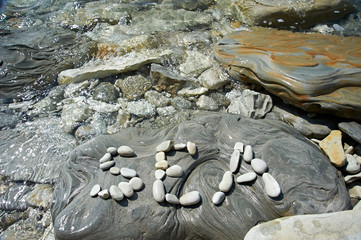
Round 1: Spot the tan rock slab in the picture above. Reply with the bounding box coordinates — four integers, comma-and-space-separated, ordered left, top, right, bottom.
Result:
319, 130, 346, 167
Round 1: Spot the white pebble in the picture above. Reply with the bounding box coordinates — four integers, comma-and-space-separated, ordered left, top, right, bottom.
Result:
109, 185, 124, 201
155, 169, 166, 180
212, 191, 225, 205
117, 146, 135, 157
90, 184, 101, 197
153, 180, 165, 202
236, 172, 257, 184
174, 143, 186, 150
109, 167, 120, 175
262, 173, 281, 198
229, 150, 241, 173
100, 161, 115, 171
243, 145, 253, 163
99, 153, 111, 163
179, 191, 201, 206
234, 142, 244, 153
156, 140, 174, 152
165, 193, 179, 204
155, 152, 166, 161
345, 154, 361, 174
187, 142, 197, 156
155, 160, 169, 170
251, 158, 268, 174
129, 177, 144, 191
118, 182, 134, 198
166, 165, 183, 177
121, 167, 137, 178
98, 189, 110, 199
107, 147, 118, 155
219, 171, 233, 193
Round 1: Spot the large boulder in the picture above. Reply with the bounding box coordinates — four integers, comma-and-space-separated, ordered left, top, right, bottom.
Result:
215, 28, 361, 120
51, 113, 350, 240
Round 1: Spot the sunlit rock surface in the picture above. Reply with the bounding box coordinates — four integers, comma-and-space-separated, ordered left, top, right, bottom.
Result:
215, 28, 361, 120
51, 113, 350, 240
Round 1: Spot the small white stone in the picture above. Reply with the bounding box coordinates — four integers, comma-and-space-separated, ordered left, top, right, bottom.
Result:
155, 152, 166, 161
118, 182, 134, 198
212, 191, 225, 205
129, 177, 144, 191
121, 167, 137, 178
179, 191, 201, 206
251, 158, 268, 174
99, 153, 112, 163
262, 173, 281, 198
219, 171, 233, 193
155, 160, 169, 170
345, 154, 361, 174
345, 172, 361, 184
243, 145, 253, 163
109, 185, 124, 201
234, 142, 244, 153
236, 172, 257, 184
187, 141, 197, 156
174, 143, 187, 150
90, 184, 101, 197
229, 150, 241, 173
98, 189, 110, 199
117, 145, 135, 157
156, 140, 174, 152
166, 165, 183, 177
109, 167, 120, 175
165, 193, 179, 204
100, 161, 115, 171
107, 147, 118, 155
153, 180, 165, 202
155, 169, 166, 180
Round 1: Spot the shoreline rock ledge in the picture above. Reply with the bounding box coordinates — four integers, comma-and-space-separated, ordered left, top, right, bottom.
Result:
215, 27, 361, 120
51, 113, 350, 240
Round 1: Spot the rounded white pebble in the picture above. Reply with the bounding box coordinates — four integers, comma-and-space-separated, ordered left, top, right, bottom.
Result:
234, 142, 244, 153
98, 189, 110, 199
155, 169, 166, 180
121, 167, 137, 178
236, 172, 257, 184
107, 147, 118, 155
243, 145, 253, 163
129, 177, 144, 191
219, 171, 233, 193
262, 173, 281, 198
109, 167, 120, 175
187, 141, 197, 156
179, 191, 201, 206
109, 185, 124, 201
118, 182, 134, 198
99, 153, 112, 163
166, 165, 183, 177
90, 184, 101, 197
174, 143, 186, 150
153, 180, 165, 202
117, 146, 135, 157
251, 158, 268, 174
100, 161, 115, 171
155, 152, 166, 161
165, 193, 179, 204
212, 191, 225, 205
229, 150, 241, 173
155, 160, 169, 170
156, 140, 174, 152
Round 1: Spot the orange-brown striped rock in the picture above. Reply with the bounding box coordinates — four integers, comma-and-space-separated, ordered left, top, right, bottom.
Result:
319, 130, 346, 167
215, 28, 361, 120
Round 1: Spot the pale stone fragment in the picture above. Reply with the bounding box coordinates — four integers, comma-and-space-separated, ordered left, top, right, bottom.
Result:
98, 189, 110, 199
155, 169, 166, 180
219, 171, 233, 193
234, 142, 244, 153
179, 191, 201, 206
99, 153, 112, 163
251, 158, 268, 174
117, 146, 135, 157
109, 167, 120, 175
187, 141, 197, 156
90, 184, 101, 197
156, 140, 174, 152
109, 185, 124, 201
166, 165, 184, 177
212, 191, 225, 205
262, 173, 281, 198
118, 182, 134, 198
107, 147, 118, 155
345, 154, 361, 174
165, 193, 179, 204
155, 160, 169, 170
155, 152, 166, 161
100, 161, 115, 171
229, 150, 241, 173
120, 167, 137, 178
236, 172, 257, 184
129, 177, 144, 191
243, 145, 253, 163
174, 143, 186, 150
153, 180, 165, 203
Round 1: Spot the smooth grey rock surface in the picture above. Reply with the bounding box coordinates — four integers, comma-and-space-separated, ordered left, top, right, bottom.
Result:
51, 113, 350, 240
339, 121, 361, 145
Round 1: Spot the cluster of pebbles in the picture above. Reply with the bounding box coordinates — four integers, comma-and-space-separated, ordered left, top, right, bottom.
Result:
89, 146, 144, 201
152, 140, 201, 206
212, 142, 281, 205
